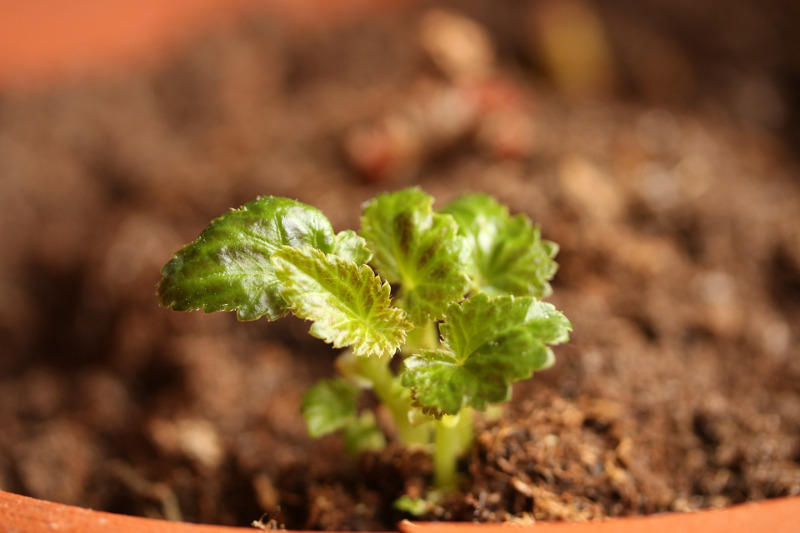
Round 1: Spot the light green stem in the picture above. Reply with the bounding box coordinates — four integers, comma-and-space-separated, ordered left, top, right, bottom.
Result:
336, 320, 477, 492
432, 409, 474, 491
357, 355, 431, 445
403, 320, 440, 354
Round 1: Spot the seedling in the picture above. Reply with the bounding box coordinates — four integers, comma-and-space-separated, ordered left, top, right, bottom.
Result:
157, 187, 571, 491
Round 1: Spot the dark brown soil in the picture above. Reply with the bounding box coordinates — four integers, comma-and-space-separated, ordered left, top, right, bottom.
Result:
1, 1, 799, 531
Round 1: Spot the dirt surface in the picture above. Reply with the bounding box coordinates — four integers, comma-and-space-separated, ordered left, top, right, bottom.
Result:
1, 1, 799, 530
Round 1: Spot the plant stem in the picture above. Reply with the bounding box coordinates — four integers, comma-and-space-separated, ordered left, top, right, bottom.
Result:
357, 355, 431, 445
403, 320, 440, 354
352, 321, 439, 445
432, 410, 473, 491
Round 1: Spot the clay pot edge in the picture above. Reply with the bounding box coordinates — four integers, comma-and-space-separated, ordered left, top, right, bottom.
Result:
2, 490, 799, 533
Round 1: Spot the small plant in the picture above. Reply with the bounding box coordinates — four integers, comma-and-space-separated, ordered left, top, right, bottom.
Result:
157, 187, 571, 492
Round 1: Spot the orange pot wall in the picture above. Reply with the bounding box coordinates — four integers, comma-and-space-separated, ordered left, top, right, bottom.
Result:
401, 496, 800, 533
0, 0, 409, 86
1, 490, 249, 533
2, 490, 799, 533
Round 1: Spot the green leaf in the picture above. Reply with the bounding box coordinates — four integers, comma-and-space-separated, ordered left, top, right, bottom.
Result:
301, 378, 360, 438
402, 294, 571, 416
394, 495, 434, 517
332, 230, 372, 265
343, 411, 387, 454
360, 188, 469, 324
157, 196, 336, 320
441, 193, 559, 298
271, 246, 412, 358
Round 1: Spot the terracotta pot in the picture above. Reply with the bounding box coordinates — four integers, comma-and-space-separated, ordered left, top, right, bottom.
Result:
2, 490, 799, 533
0, 0, 409, 86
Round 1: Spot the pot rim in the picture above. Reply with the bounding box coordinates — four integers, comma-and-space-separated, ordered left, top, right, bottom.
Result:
2, 490, 798, 533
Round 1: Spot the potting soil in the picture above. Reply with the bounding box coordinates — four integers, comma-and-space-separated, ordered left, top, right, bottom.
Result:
0, 1, 799, 530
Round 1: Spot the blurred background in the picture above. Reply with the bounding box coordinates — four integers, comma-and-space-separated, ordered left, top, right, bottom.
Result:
0, 0, 798, 529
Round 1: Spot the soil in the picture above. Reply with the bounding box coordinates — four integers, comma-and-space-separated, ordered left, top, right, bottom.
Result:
1, 1, 800, 531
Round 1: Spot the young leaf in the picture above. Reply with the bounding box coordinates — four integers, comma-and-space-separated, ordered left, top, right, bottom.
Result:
394, 495, 435, 517
343, 411, 387, 454
441, 193, 558, 298
332, 229, 372, 265
402, 294, 571, 417
158, 196, 336, 320
271, 246, 412, 358
301, 378, 360, 438
360, 188, 469, 324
